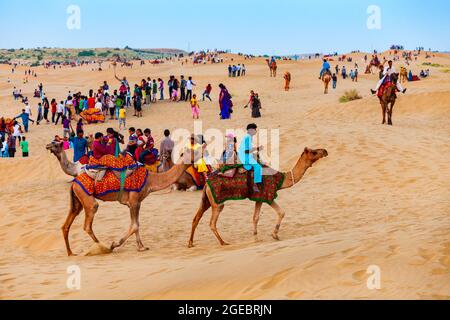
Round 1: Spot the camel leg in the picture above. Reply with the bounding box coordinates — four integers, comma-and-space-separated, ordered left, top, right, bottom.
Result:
83, 199, 100, 244
381, 102, 386, 124
269, 201, 285, 241
111, 202, 141, 251
210, 205, 228, 246
188, 189, 211, 248
62, 187, 83, 256
253, 202, 263, 236
388, 101, 395, 126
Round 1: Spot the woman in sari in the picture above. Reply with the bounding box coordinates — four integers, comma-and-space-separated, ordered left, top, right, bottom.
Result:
218, 84, 232, 120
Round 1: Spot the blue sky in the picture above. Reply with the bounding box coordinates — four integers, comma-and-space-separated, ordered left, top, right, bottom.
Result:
1, 0, 449, 54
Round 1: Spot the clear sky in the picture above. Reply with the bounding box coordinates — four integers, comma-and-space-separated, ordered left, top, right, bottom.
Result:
1, 0, 449, 55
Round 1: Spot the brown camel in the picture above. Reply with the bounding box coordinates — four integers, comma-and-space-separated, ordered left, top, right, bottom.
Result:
378, 73, 399, 126
322, 71, 332, 94
188, 147, 328, 248
160, 150, 199, 191
284, 72, 291, 91
266, 59, 277, 77
48, 143, 193, 256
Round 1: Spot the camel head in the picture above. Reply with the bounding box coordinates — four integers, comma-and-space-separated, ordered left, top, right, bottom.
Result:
46, 141, 64, 157
390, 73, 399, 84
302, 147, 328, 166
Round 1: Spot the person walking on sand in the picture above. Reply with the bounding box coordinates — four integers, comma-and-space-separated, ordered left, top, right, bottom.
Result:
332, 73, 337, 89
158, 78, 164, 100
219, 84, 232, 120
14, 109, 34, 133
152, 79, 158, 103
191, 94, 200, 119
202, 84, 212, 101
180, 75, 187, 101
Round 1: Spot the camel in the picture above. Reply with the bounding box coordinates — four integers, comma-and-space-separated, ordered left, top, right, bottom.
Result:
283, 72, 291, 91
322, 71, 332, 94
266, 59, 277, 77
188, 147, 328, 248
378, 73, 399, 126
160, 150, 199, 192
369, 57, 381, 74
47, 142, 193, 256
400, 67, 408, 83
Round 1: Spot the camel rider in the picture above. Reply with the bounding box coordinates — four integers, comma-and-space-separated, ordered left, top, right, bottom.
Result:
92, 132, 113, 159
138, 128, 158, 165
319, 59, 331, 79
238, 123, 263, 193
371, 60, 407, 95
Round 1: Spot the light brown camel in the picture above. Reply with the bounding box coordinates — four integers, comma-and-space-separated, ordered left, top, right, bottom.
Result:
399, 67, 408, 83
47, 143, 193, 256
266, 59, 277, 77
188, 147, 328, 248
159, 150, 199, 191
378, 73, 399, 126
322, 71, 332, 94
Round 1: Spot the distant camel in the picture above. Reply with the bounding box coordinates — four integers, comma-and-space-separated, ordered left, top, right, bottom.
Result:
400, 67, 408, 83
322, 71, 332, 94
266, 59, 277, 77
378, 73, 399, 126
188, 148, 328, 248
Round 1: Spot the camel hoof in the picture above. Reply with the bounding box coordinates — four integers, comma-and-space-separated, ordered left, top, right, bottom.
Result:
221, 242, 230, 246
272, 234, 280, 241
138, 247, 149, 252
253, 231, 258, 236
188, 242, 194, 248
68, 252, 77, 257
110, 242, 117, 250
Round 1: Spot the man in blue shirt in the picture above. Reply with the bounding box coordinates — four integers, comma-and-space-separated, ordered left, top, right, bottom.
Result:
319, 59, 331, 79
14, 109, 34, 132
238, 123, 263, 193
69, 130, 88, 162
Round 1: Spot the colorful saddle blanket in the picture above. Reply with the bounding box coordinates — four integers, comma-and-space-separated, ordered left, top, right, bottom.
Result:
74, 154, 148, 196
207, 165, 285, 205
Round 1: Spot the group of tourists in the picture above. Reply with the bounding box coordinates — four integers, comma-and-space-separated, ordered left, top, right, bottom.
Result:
0, 118, 29, 158
228, 64, 246, 77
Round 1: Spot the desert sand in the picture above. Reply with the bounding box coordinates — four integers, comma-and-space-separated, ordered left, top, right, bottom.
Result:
0, 51, 449, 299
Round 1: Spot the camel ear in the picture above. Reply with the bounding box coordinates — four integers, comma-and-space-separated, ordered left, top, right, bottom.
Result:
304, 147, 310, 154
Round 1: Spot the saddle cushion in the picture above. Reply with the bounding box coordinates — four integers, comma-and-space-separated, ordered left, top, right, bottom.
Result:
207, 165, 285, 205
74, 167, 148, 196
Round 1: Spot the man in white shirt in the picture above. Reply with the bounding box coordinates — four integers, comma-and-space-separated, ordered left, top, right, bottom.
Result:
371, 60, 406, 94
24, 103, 32, 116
95, 98, 103, 112
55, 101, 65, 125
185, 76, 196, 101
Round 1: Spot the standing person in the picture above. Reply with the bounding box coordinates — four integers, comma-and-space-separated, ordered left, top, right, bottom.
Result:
168, 76, 174, 100
108, 94, 116, 120
36, 102, 43, 125
76, 118, 84, 134
20, 136, 29, 157
7, 133, 16, 158
118, 105, 126, 130
241, 64, 246, 76
134, 94, 143, 118
145, 78, 152, 105
159, 129, 174, 172
228, 65, 232, 77
66, 96, 75, 119
354, 67, 359, 82
332, 73, 338, 89
14, 109, 34, 133
238, 123, 263, 193
12, 121, 22, 143
61, 116, 73, 138
55, 101, 64, 125
172, 77, 179, 101
190, 94, 200, 119
180, 75, 187, 101
43, 97, 50, 124
1, 135, 8, 157
218, 84, 232, 120
69, 130, 88, 162
251, 93, 262, 118
152, 79, 158, 103
185, 76, 195, 101
158, 78, 164, 100
51, 98, 57, 123
202, 84, 212, 101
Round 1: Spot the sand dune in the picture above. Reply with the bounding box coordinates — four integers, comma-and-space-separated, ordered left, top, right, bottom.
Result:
0, 51, 449, 299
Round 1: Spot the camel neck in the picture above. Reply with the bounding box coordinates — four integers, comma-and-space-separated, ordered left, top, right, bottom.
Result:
146, 163, 189, 193
281, 155, 312, 189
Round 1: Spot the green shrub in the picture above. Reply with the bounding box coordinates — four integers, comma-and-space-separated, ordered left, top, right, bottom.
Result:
78, 50, 96, 57
339, 89, 362, 103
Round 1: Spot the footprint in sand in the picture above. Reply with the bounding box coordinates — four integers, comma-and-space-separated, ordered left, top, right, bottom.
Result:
259, 268, 295, 290
352, 270, 367, 282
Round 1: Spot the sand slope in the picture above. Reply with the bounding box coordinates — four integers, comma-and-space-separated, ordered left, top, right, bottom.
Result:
0, 52, 449, 299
